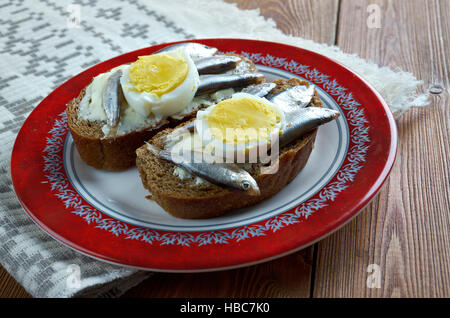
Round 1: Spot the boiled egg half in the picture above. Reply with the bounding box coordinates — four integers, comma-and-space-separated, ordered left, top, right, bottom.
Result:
120, 48, 200, 118
194, 92, 285, 162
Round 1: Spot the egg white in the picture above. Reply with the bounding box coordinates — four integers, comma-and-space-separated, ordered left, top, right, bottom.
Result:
194, 92, 286, 163
120, 49, 200, 118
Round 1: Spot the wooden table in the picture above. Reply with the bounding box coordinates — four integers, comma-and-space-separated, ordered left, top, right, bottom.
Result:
1, 0, 448, 298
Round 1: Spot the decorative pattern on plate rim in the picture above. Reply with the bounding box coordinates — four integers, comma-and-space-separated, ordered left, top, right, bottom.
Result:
42, 52, 370, 247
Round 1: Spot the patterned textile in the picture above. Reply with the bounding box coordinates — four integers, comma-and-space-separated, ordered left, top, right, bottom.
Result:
0, 0, 194, 298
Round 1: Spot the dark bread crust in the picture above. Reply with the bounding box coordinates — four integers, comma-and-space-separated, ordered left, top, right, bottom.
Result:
136, 78, 321, 219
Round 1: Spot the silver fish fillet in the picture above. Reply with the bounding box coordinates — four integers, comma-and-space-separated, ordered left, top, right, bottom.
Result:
278, 107, 340, 148
147, 143, 260, 196
197, 73, 265, 96
241, 82, 276, 97
102, 70, 123, 127
267, 84, 316, 123
194, 55, 242, 74
155, 42, 218, 60
265, 84, 339, 147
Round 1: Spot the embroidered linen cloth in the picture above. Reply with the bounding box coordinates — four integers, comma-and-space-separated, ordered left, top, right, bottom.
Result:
0, 0, 428, 297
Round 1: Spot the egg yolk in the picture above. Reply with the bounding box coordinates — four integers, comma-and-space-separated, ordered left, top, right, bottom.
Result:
128, 51, 188, 97
207, 97, 281, 144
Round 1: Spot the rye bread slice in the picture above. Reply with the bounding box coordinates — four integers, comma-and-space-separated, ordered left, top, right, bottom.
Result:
136, 78, 322, 219
66, 54, 260, 171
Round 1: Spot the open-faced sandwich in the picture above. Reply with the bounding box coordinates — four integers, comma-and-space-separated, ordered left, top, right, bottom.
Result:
67, 43, 264, 170
66, 42, 340, 219
136, 77, 340, 219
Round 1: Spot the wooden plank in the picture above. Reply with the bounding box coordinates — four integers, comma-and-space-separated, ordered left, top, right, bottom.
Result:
312, 0, 449, 297
0, 265, 30, 298
123, 0, 340, 298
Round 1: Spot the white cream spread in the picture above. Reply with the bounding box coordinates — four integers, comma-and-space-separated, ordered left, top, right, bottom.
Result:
173, 166, 209, 186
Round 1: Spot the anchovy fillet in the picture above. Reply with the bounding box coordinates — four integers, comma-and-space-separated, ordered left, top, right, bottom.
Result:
278, 107, 340, 148
147, 143, 260, 196
196, 73, 265, 96
195, 55, 242, 74
102, 70, 123, 127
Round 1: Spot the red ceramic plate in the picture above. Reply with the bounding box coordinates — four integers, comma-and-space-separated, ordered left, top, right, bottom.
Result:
11, 39, 397, 272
